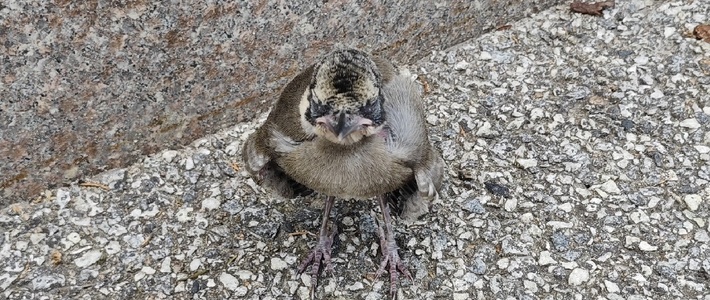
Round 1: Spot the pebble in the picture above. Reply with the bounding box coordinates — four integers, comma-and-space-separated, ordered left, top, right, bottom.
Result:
516, 158, 538, 169
604, 280, 620, 293
538, 251, 557, 266
568, 268, 590, 286
270, 257, 288, 270
219, 272, 241, 291
598, 180, 621, 194
679, 118, 701, 129
73, 250, 103, 268
638, 241, 658, 251
683, 194, 702, 211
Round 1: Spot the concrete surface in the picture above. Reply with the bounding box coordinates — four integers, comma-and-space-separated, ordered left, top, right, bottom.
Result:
0, 0, 562, 206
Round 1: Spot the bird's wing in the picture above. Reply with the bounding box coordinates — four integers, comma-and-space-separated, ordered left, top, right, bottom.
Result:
241, 65, 318, 198
381, 72, 445, 221
381, 73, 429, 164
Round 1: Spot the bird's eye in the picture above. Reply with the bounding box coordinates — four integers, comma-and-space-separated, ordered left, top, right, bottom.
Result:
307, 99, 331, 123
359, 98, 382, 122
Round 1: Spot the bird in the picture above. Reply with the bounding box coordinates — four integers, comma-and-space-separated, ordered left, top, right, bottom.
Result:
241, 48, 444, 299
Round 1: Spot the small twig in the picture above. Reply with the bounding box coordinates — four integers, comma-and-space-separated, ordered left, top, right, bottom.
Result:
78, 181, 110, 191
188, 269, 209, 280
495, 24, 512, 31
288, 230, 315, 237
141, 234, 153, 247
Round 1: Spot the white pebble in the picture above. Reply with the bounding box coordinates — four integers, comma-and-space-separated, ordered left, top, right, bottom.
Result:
141, 266, 156, 275
346, 282, 364, 291
185, 157, 195, 170
538, 251, 557, 266
74, 250, 103, 268
684, 194, 702, 211
504, 198, 518, 212
270, 257, 288, 270
219, 272, 241, 291
160, 257, 172, 273
162, 150, 178, 162
517, 158, 538, 169
568, 268, 589, 286
638, 241, 658, 251
663, 27, 676, 38
605, 280, 620, 293
599, 180, 621, 194
454, 61, 470, 70
189, 259, 202, 271
201, 197, 221, 211
679, 118, 701, 129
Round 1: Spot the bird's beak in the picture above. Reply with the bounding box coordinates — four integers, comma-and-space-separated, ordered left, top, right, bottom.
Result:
316, 112, 373, 142
334, 112, 359, 141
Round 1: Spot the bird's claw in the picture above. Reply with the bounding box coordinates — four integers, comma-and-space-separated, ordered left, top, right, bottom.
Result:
297, 224, 337, 298
375, 222, 412, 299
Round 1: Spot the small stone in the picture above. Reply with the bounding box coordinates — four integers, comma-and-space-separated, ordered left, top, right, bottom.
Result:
346, 282, 364, 290
484, 181, 511, 198
479, 51, 492, 60
695, 145, 710, 154
141, 266, 156, 275
270, 257, 288, 270
679, 118, 701, 129
650, 90, 664, 99
453, 293, 470, 300
427, 115, 439, 126
189, 259, 202, 271
599, 180, 621, 194
504, 198, 517, 212
604, 280, 620, 293
162, 150, 178, 162
219, 272, 241, 291
74, 250, 103, 268
694, 230, 710, 243
32, 275, 65, 291
463, 198, 486, 214
684, 194, 702, 211
201, 197, 221, 211
552, 232, 570, 251
517, 158, 538, 169
539, 251, 557, 266
454, 61, 470, 70
568, 268, 589, 286
663, 27, 676, 38
470, 257, 487, 275
185, 157, 195, 170
160, 257, 172, 273
105, 241, 121, 255
523, 280, 538, 293
638, 241, 658, 251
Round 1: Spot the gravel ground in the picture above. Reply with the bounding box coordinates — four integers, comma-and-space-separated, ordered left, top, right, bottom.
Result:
2, 0, 709, 299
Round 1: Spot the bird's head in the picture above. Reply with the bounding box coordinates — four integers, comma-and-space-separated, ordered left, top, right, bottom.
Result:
301, 49, 386, 145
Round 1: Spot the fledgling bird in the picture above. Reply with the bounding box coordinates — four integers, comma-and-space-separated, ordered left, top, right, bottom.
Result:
242, 48, 444, 298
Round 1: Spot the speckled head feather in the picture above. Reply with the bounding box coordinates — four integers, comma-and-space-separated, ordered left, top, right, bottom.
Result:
308, 49, 383, 119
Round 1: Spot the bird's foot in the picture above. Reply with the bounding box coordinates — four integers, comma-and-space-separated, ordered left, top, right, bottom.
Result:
298, 223, 337, 297
375, 229, 412, 299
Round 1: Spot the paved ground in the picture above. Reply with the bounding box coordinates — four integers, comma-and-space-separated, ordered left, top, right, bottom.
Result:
2, 0, 709, 299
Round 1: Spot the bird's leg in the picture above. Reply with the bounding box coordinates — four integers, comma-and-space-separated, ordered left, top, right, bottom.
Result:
298, 196, 337, 295
375, 196, 413, 299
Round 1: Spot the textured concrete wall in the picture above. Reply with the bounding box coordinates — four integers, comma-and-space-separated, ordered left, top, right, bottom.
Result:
0, 0, 562, 205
